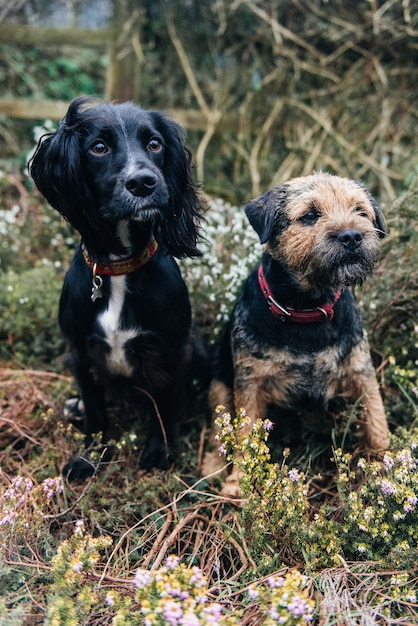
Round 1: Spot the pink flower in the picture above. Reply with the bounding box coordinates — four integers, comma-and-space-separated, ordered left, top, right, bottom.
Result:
288, 469, 301, 482
381, 480, 396, 496
165, 555, 181, 570
163, 600, 183, 625
133, 568, 153, 588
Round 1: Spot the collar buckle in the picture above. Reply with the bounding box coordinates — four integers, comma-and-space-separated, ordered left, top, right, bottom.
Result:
258, 264, 340, 324
267, 295, 291, 319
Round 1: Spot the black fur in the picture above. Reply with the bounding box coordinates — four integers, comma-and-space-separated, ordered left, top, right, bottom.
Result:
30, 96, 204, 480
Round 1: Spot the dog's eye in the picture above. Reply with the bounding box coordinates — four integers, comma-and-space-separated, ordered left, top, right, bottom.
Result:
299, 208, 320, 225
90, 141, 109, 155
355, 206, 369, 218
148, 137, 163, 153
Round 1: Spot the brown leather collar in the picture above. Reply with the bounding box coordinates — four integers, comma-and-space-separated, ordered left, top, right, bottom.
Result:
258, 264, 341, 323
81, 237, 158, 276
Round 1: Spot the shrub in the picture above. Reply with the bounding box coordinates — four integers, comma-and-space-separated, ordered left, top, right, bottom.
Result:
45, 530, 315, 626
0, 262, 64, 366
215, 406, 418, 577
180, 198, 262, 339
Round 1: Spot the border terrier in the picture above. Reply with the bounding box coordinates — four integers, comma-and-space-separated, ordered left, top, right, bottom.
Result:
208, 172, 390, 497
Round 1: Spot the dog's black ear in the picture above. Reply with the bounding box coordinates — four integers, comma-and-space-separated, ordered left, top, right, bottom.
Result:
151, 113, 203, 258
355, 181, 386, 239
29, 97, 101, 235
369, 195, 386, 239
245, 185, 288, 244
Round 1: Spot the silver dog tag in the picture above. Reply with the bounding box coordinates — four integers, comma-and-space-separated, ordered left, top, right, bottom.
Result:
91, 275, 103, 302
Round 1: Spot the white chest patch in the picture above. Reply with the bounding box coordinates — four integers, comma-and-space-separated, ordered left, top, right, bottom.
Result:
98, 276, 137, 377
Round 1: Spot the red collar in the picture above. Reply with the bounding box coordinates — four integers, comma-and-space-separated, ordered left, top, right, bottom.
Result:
81, 237, 158, 276
257, 265, 341, 323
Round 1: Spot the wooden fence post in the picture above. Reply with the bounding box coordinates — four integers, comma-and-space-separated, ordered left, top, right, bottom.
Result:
105, 0, 144, 102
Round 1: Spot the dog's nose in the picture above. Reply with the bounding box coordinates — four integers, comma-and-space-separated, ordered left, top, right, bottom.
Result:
337, 229, 363, 249
125, 170, 158, 197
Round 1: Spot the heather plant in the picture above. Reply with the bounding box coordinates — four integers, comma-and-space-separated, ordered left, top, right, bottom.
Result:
331, 441, 418, 568
215, 408, 312, 566
248, 571, 315, 626
215, 406, 418, 577
0, 474, 63, 568
180, 198, 262, 336
116, 554, 238, 625
44, 523, 315, 625
45, 520, 113, 626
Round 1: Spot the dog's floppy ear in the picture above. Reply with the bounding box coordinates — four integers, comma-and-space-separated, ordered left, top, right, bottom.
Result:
150, 113, 203, 258
29, 97, 101, 236
355, 181, 386, 239
245, 185, 289, 244
369, 195, 386, 239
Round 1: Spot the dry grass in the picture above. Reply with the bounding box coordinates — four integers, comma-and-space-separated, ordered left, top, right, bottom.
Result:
1, 364, 418, 624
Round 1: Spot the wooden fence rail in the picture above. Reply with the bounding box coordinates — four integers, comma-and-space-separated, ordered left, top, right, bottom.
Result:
0, 97, 229, 132
0, 23, 233, 132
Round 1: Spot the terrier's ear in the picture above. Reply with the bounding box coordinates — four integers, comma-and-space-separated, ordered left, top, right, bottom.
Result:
369, 195, 386, 239
354, 181, 386, 239
245, 185, 289, 244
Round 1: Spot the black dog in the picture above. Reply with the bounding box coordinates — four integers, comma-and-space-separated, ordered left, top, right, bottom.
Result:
30, 96, 204, 480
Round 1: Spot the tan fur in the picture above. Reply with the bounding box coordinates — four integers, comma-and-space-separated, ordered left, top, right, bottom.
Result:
267, 175, 380, 290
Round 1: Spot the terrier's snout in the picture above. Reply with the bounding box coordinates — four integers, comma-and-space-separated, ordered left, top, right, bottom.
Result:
337, 228, 363, 250
125, 169, 158, 197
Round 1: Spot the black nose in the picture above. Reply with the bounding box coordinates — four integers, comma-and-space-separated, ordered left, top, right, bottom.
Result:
337, 229, 363, 250
125, 170, 158, 197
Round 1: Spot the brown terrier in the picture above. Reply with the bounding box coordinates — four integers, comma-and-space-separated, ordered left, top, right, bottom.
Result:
208, 172, 390, 497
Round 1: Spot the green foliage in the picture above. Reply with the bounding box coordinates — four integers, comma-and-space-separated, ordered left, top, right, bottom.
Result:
0, 263, 64, 366
216, 406, 418, 584
45, 521, 113, 626
360, 175, 418, 426
1, 45, 105, 102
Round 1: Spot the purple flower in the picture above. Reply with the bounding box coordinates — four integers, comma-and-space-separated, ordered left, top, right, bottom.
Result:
180, 612, 200, 626
218, 443, 227, 456
165, 555, 181, 570
202, 603, 223, 622
267, 576, 285, 588
133, 568, 153, 588
190, 567, 206, 588
163, 600, 183, 625
72, 561, 83, 573
288, 469, 301, 482
165, 583, 189, 600
263, 419, 274, 432
381, 480, 396, 496
404, 495, 417, 513
383, 454, 395, 470
0, 511, 16, 526
42, 477, 63, 499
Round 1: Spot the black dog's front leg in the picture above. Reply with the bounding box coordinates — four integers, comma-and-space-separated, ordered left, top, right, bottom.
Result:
63, 356, 110, 481
139, 389, 178, 471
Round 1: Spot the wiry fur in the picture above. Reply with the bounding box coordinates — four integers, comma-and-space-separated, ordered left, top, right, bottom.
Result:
30, 96, 204, 480
207, 172, 390, 497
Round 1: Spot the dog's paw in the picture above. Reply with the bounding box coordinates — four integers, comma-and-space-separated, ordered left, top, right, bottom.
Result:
63, 455, 96, 481
63, 397, 85, 427
220, 474, 243, 500
63, 446, 113, 482
139, 442, 174, 471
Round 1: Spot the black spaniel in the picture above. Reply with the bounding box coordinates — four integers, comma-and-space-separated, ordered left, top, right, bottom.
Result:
30, 96, 204, 480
